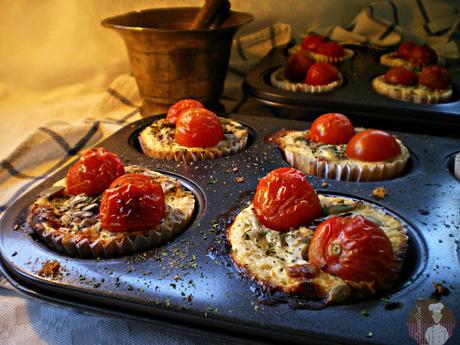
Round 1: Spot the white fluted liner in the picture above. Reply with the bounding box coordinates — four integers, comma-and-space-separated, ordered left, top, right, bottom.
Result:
283, 147, 409, 182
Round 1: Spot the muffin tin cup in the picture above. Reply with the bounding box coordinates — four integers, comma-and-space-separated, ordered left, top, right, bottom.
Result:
1, 114, 459, 345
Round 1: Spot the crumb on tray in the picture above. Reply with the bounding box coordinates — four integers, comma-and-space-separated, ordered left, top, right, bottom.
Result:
38, 260, 61, 278
372, 187, 386, 199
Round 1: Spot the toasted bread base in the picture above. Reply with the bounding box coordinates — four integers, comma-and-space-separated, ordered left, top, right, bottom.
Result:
372, 75, 452, 104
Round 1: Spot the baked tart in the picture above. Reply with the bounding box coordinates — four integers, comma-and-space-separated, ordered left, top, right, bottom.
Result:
271, 58, 343, 93
373, 66, 452, 104
139, 100, 248, 162
274, 113, 410, 181
27, 148, 195, 258
227, 168, 408, 304
289, 33, 354, 63
380, 42, 443, 70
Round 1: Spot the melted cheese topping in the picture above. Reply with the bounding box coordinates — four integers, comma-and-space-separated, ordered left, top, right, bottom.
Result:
227, 195, 408, 303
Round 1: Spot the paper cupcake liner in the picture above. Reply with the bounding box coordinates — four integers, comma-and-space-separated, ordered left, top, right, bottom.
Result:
372, 75, 452, 104
380, 52, 445, 70
454, 153, 460, 181
282, 148, 409, 182
270, 67, 343, 93
140, 136, 248, 162
33, 199, 194, 258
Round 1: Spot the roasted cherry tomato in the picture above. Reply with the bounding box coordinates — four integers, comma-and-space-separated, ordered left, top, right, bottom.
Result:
345, 129, 401, 162
99, 174, 165, 232
396, 41, 416, 60
285, 51, 315, 82
308, 216, 394, 287
314, 41, 344, 58
301, 34, 324, 51
253, 167, 322, 232
418, 66, 451, 90
384, 66, 418, 86
407, 45, 437, 66
309, 113, 355, 145
166, 99, 205, 124
306, 62, 339, 86
175, 108, 224, 147
66, 147, 125, 196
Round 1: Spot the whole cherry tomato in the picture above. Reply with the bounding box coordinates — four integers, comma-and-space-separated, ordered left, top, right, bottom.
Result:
345, 129, 401, 162
384, 66, 418, 86
407, 45, 437, 66
175, 108, 224, 147
166, 99, 205, 124
396, 42, 416, 60
99, 174, 165, 232
253, 167, 322, 232
301, 34, 324, 51
284, 52, 315, 82
308, 216, 394, 287
66, 147, 125, 196
309, 113, 355, 145
306, 62, 340, 86
418, 66, 451, 90
314, 42, 344, 58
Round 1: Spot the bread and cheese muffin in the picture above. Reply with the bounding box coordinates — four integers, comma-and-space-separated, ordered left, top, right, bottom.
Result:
27, 148, 195, 258
289, 34, 354, 64
139, 100, 248, 162
274, 113, 410, 181
227, 168, 408, 304
380, 42, 443, 70
271, 59, 343, 94
373, 66, 452, 104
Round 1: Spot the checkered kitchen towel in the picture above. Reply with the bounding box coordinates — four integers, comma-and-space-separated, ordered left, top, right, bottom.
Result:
0, 22, 291, 288
307, 0, 459, 58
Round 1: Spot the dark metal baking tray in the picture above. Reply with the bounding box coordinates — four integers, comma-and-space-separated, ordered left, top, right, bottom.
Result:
243, 47, 460, 136
1, 114, 459, 345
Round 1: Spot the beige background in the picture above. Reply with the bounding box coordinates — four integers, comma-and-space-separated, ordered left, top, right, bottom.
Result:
0, 0, 369, 108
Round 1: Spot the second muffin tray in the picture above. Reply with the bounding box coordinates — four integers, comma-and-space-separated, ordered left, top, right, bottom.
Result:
1, 114, 459, 345
243, 47, 460, 136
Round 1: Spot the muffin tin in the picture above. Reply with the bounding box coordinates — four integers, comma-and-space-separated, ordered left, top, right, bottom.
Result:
1, 114, 459, 345
243, 46, 460, 136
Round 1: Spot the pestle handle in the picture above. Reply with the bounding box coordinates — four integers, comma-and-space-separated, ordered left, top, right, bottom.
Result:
190, 0, 231, 29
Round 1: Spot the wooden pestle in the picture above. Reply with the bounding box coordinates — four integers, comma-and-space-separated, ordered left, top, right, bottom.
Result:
190, 0, 231, 29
